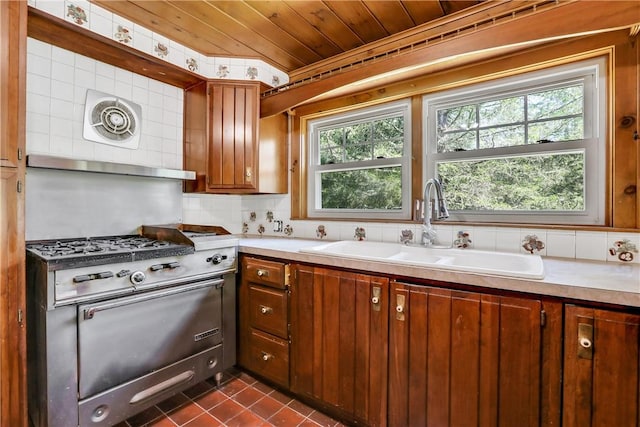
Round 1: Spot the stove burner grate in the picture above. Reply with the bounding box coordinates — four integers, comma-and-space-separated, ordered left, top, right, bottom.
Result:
27, 236, 179, 259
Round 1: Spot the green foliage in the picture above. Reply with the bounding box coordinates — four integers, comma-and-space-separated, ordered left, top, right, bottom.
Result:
319, 116, 404, 165
438, 152, 585, 211
437, 83, 584, 152
321, 167, 403, 210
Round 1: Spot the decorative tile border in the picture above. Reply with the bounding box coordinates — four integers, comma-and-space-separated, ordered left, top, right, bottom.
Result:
454, 231, 472, 249
400, 229, 413, 244
354, 227, 366, 241
522, 234, 545, 254
66, 3, 87, 26
181, 194, 640, 264
32, 0, 289, 88
609, 238, 638, 262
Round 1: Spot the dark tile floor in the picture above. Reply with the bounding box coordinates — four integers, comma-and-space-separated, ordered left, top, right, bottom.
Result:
114, 370, 343, 427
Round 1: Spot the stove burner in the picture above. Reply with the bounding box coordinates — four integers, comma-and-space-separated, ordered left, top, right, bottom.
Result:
27, 236, 180, 259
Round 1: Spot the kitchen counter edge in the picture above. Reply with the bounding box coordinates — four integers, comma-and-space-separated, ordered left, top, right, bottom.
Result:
237, 237, 640, 309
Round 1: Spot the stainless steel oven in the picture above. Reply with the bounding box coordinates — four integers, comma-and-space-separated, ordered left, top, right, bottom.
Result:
26, 233, 237, 427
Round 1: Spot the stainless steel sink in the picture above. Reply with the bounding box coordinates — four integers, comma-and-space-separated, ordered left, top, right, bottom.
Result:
299, 240, 545, 279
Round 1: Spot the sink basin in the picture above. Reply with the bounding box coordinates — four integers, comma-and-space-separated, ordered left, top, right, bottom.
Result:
299, 240, 544, 279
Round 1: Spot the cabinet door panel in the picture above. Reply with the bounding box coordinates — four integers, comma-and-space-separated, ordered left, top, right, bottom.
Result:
206, 82, 258, 191
389, 282, 542, 427
290, 265, 388, 426
564, 305, 640, 427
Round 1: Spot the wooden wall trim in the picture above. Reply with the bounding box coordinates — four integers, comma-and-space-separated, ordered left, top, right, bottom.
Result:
261, 1, 640, 117
612, 35, 639, 228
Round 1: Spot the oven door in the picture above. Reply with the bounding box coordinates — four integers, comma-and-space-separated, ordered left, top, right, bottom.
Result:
77, 277, 223, 399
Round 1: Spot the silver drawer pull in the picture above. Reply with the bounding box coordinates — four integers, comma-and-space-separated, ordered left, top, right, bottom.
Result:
261, 352, 273, 361
256, 269, 269, 277
260, 305, 273, 315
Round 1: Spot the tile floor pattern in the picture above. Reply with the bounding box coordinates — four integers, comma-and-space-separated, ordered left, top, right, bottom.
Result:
114, 370, 344, 427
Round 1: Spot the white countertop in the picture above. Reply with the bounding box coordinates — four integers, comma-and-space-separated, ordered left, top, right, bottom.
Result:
237, 237, 640, 308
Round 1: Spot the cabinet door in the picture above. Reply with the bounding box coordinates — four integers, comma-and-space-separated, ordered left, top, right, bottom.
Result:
0, 1, 27, 426
290, 265, 388, 426
207, 82, 259, 191
389, 282, 542, 427
563, 305, 640, 427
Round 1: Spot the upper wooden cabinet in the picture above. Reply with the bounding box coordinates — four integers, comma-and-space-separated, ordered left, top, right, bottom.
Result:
184, 80, 287, 194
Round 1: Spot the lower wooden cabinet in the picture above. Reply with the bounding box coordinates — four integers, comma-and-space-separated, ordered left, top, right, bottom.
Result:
563, 305, 640, 427
237, 256, 290, 388
290, 264, 389, 426
238, 255, 640, 427
388, 281, 555, 427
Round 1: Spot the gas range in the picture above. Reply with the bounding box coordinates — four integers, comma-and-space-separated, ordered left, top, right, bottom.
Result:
26, 226, 239, 427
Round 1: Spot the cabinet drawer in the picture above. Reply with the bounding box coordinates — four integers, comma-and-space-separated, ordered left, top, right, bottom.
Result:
244, 257, 288, 289
249, 285, 288, 338
248, 329, 289, 388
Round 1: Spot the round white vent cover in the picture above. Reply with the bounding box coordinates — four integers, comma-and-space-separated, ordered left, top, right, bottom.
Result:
83, 89, 142, 149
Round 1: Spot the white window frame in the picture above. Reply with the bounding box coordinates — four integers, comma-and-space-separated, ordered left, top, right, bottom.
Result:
423, 57, 607, 225
307, 100, 412, 220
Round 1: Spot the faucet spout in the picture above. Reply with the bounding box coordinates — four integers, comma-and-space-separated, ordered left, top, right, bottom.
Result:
422, 178, 449, 246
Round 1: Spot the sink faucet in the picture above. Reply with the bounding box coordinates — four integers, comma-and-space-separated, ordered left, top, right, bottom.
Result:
421, 178, 449, 246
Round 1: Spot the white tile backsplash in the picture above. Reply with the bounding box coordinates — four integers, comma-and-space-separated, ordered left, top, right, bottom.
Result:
182, 194, 638, 263
545, 231, 576, 258
576, 232, 608, 261
26, 38, 184, 169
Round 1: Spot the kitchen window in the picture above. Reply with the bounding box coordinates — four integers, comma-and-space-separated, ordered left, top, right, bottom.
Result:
423, 57, 606, 225
307, 100, 412, 219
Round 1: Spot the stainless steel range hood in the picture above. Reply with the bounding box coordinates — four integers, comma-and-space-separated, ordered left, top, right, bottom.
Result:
27, 154, 196, 180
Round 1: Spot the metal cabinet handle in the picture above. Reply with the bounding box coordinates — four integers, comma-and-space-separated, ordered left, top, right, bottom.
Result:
396, 294, 406, 321
371, 286, 381, 311
256, 269, 269, 277
261, 352, 273, 361
577, 322, 593, 359
260, 305, 273, 315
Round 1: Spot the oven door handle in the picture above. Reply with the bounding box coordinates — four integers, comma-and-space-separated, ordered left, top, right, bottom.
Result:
82, 278, 225, 320
129, 369, 195, 405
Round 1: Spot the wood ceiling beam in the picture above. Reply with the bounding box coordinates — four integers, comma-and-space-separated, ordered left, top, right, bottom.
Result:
261, 0, 640, 117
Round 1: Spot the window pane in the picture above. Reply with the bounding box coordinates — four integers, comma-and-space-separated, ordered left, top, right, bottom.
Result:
320, 167, 402, 210
345, 123, 372, 145
437, 152, 585, 211
528, 117, 584, 143
479, 96, 524, 126
319, 128, 344, 164
528, 85, 583, 120
479, 125, 525, 149
374, 117, 404, 140
437, 105, 477, 132
437, 130, 476, 152
374, 139, 403, 158
345, 143, 372, 162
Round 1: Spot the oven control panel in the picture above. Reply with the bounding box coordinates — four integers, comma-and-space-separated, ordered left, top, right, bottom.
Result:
53, 246, 237, 306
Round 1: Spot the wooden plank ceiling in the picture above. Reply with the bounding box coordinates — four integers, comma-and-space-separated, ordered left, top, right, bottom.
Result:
91, 0, 482, 74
